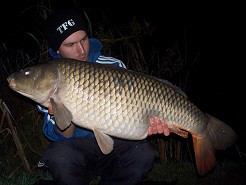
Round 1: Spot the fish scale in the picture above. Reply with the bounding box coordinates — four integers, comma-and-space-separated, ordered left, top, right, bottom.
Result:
7, 58, 237, 175
59, 60, 202, 138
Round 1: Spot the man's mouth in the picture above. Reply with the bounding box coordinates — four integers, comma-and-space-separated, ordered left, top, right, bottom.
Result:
78, 56, 87, 61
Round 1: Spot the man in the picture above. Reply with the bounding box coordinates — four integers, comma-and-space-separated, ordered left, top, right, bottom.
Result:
37, 8, 169, 185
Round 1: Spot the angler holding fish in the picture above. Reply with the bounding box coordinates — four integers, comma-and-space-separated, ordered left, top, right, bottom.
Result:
7, 8, 170, 185
7, 8, 237, 185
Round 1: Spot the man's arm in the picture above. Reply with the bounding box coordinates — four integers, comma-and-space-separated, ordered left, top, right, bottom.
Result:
55, 124, 76, 138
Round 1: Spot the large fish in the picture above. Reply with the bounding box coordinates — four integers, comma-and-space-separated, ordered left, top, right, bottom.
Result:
7, 58, 237, 175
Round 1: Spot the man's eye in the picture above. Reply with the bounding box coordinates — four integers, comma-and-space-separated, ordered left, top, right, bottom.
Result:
66, 43, 74, 47
81, 37, 88, 42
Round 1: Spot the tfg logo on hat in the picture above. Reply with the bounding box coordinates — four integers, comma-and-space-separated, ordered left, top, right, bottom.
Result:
57, 19, 76, 34
43, 8, 88, 51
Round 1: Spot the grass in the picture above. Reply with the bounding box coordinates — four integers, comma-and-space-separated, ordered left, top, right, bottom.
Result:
145, 160, 246, 185
1, 160, 245, 185
0, 170, 52, 185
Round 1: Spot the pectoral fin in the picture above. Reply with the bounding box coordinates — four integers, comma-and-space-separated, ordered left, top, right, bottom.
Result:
94, 128, 114, 154
50, 98, 73, 131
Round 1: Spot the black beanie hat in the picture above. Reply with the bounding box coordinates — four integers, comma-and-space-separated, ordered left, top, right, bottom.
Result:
43, 8, 88, 52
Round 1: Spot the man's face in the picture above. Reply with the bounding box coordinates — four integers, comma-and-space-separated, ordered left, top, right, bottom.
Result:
57, 30, 89, 61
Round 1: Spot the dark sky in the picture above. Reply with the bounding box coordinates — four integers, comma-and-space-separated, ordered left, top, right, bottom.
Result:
1, 2, 245, 147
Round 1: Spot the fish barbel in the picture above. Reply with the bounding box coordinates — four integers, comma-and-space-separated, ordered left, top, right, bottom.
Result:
7, 58, 237, 175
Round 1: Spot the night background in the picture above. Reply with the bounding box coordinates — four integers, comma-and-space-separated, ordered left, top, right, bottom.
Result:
0, 1, 245, 184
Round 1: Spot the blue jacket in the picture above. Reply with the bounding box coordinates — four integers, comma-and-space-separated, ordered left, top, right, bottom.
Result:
37, 38, 125, 142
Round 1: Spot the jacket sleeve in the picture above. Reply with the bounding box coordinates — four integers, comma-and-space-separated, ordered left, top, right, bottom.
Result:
96, 55, 126, 68
36, 105, 76, 141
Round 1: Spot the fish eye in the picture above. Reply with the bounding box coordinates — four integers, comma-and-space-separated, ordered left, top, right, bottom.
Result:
24, 68, 31, 76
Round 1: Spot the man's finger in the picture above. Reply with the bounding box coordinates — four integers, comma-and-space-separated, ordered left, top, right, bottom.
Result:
152, 125, 158, 134
150, 117, 157, 126
157, 124, 163, 134
161, 122, 170, 136
148, 127, 153, 136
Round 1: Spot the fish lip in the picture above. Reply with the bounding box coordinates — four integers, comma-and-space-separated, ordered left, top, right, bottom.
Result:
7, 77, 16, 89
6, 77, 11, 83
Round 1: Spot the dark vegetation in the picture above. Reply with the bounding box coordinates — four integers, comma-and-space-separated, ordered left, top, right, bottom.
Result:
0, 1, 245, 185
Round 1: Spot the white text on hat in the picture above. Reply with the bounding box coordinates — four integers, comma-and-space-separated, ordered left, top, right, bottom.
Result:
57, 19, 75, 34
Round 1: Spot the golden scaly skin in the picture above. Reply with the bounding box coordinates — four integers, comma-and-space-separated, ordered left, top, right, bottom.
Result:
56, 59, 207, 140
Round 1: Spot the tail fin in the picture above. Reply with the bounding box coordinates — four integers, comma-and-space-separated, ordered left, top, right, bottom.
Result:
206, 114, 237, 150
192, 114, 237, 175
192, 131, 216, 175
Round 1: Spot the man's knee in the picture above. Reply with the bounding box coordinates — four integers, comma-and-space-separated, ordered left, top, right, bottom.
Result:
122, 142, 158, 179
130, 143, 158, 183
43, 142, 75, 167
41, 142, 88, 174
40, 141, 91, 185
136, 141, 159, 166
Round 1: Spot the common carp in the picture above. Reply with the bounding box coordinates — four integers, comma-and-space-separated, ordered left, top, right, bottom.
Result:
7, 58, 237, 175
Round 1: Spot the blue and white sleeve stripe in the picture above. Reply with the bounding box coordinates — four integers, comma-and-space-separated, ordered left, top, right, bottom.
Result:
36, 105, 55, 125
96, 56, 126, 68
36, 105, 48, 113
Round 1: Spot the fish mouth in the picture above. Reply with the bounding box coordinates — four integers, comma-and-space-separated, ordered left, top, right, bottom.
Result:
7, 77, 16, 89
7, 77, 36, 101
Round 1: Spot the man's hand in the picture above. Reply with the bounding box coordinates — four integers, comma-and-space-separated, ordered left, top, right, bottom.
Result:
148, 117, 170, 136
48, 104, 54, 115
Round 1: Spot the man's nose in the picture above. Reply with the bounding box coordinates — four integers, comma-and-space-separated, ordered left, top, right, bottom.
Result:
76, 43, 85, 54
